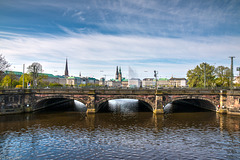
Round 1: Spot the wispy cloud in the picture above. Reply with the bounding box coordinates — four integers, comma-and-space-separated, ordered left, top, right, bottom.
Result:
1, 31, 239, 78
1, 0, 239, 36
0, 0, 239, 79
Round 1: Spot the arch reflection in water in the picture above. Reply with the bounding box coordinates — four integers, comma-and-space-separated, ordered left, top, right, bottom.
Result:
98, 99, 152, 113
164, 99, 216, 113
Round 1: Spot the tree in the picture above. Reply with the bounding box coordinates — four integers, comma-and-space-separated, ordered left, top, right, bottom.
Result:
1, 75, 10, 88
27, 62, 42, 88
1, 71, 18, 88
215, 66, 231, 87
19, 73, 32, 88
0, 54, 11, 82
187, 63, 215, 88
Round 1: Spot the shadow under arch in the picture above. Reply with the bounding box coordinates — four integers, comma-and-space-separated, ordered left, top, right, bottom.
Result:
33, 95, 89, 112
97, 98, 153, 113
34, 98, 74, 112
164, 98, 216, 113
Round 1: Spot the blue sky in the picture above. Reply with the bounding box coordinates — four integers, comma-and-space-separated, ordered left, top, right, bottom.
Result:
0, 0, 240, 79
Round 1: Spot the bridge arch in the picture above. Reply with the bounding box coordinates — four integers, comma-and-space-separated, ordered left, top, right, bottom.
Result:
95, 96, 155, 113
164, 95, 218, 107
163, 96, 217, 113
34, 95, 88, 111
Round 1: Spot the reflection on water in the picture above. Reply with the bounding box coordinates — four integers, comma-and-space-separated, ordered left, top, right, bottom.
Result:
0, 111, 239, 159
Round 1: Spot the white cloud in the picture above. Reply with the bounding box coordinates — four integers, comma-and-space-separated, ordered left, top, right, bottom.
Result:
1, 31, 240, 79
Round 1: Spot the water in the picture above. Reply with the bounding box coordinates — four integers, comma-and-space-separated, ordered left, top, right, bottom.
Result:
0, 111, 239, 159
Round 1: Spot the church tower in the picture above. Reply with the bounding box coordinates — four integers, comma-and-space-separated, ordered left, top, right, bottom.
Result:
64, 58, 69, 77
115, 66, 119, 80
118, 67, 122, 81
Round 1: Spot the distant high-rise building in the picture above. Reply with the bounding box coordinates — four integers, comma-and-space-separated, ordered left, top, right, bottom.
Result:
64, 58, 69, 77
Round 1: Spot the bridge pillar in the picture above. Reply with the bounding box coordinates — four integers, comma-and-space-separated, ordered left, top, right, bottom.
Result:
153, 95, 164, 114
218, 90, 227, 114
86, 91, 96, 114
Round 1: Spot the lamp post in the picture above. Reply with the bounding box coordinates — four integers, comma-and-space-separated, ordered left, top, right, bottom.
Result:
22, 64, 25, 89
229, 56, 235, 89
154, 70, 158, 91
203, 62, 206, 88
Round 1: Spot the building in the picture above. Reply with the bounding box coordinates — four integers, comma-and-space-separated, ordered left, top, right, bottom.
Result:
57, 76, 67, 85
40, 73, 59, 83
4, 71, 23, 79
234, 76, 240, 85
66, 77, 81, 86
64, 58, 69, 77
169, 77, 187, 88
128, 78, 142, 88
115, 66, 119, 80
107, 79, 121, 88
121, 78, 128, 88
157, 78, 169, 87
99, 77, 106, 86
142, 78, 154, 88
115, 66, 122, 81
87, 77, 97, 84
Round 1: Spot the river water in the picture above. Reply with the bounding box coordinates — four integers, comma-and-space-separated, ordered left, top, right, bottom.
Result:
0, 110, 240, 159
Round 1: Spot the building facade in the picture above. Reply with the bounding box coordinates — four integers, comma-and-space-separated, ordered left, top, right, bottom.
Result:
142, 78, 154, 88
169, 77, 187, 88
128, 78, 142, 88
107, 80, 121, 88
157, 78, 169, 87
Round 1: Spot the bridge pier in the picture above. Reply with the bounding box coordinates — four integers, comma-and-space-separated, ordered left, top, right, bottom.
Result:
86, 91, 96, 114
153, 95, 164, 114
218, 90, 228, 114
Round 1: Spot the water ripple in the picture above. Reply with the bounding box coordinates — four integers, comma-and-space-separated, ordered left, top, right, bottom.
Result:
0, 112, 239, 159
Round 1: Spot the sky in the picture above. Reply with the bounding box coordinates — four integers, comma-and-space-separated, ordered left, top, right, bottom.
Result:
0, 0, 240, 80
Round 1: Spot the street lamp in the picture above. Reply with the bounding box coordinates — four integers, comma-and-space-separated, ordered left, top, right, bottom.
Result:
23, 64, 25, 89
203, 62, 206, 88
154, 70, 158, 90
229, 56, 235, 89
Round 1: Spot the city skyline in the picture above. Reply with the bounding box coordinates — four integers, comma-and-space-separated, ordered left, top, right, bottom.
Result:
0, 0, 240, 79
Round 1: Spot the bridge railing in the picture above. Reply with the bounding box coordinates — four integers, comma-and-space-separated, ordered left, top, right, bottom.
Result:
0, 88, 228, 95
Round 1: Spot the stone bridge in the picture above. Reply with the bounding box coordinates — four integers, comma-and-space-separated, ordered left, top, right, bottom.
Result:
0, 88, 240, 115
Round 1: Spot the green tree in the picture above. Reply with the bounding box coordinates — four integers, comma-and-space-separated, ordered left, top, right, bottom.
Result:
37, 74, 49, 88
187, 63, 215, 88
215, 66, 231, 87
19, 73, 32, 88
1, 72, 18, 88
1, 75, 10, 88
49, 83, 63, 88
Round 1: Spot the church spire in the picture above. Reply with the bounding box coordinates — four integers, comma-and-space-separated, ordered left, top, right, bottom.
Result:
118, 67, 122, 81
64, 58, 69, 77
115, 66, 119, 80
